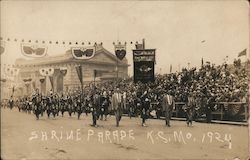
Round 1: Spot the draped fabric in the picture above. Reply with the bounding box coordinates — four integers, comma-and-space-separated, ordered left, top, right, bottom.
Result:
40, 78, 45, 83
75, 65, 83, 85
60, 69, 67, 76
49, 76, 54, 91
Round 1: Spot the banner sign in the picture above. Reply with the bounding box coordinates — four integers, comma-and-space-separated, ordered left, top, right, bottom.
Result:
133, 49, 156, 83
71, 46, 95, 60
39, 68, 54, 76
114, 44, 126, 60
21, 43, 47, 58
133, 49, 156, 62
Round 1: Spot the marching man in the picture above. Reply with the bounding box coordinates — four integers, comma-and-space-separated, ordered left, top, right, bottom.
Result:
162, 90, 175, 127
112, 87, 123, 127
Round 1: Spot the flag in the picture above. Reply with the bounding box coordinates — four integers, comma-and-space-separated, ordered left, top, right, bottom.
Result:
201, 58, 204, 66
49, 76, 54, 92
170, 64, 172, 73
75, 65, 83, 85
238, 49, 247, 57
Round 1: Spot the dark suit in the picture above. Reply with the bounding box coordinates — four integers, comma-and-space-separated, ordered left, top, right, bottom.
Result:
162, 94, 174, 126
92, 94, 101, 126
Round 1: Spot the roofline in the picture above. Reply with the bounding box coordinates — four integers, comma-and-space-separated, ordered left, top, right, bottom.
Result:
15, 46, 129, 66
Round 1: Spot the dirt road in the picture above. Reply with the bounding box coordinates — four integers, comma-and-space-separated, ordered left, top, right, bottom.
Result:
1, 108, 249, 160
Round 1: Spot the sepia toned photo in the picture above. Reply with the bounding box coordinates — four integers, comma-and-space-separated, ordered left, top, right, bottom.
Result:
0, 0, 250, 159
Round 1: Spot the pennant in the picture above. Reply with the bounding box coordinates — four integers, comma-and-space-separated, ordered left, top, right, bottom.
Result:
21, 43, 47, 58
0, 40, 5, 55
71, 46, 95, 60
238, 49, 247, 57
39, 68, 54, 76
23, 78, 32, 83
49, 76, 54, 91
114, 43, 126, 60
75, 65, 83, 85
39, 78, 45, 83
60, 67, 67, 76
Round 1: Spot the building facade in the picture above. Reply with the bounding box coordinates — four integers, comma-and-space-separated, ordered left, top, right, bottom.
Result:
13, 44, 129, 96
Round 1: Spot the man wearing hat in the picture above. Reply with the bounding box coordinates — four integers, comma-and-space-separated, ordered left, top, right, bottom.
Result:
112, 87, 123, 127
162, 90, 175, 127
92, 91, 101, 127
141, 94, 150, 127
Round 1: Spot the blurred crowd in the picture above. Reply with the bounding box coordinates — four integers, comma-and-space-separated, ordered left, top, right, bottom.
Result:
2, 59, 249, 122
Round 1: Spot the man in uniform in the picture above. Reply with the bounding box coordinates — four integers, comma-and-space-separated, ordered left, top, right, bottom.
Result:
76, 94, 83, 120
33, 91, 42, 120
162, 90, 174, 127
92, 91, 100, 127
112, 87, 123, 127
8, 96, 14, 110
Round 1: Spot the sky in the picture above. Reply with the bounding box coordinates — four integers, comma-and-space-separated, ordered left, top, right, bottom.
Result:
0, 0, 249, 76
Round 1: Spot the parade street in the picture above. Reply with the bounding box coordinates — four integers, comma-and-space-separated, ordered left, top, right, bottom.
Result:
1, 108, 249, 160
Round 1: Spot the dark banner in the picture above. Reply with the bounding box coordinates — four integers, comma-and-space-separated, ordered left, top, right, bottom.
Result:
49, 76, 54, 92
133, 49, 155, 83
75, 65, 83, 85
114, 44, 126, 60
134, 61, 155, 83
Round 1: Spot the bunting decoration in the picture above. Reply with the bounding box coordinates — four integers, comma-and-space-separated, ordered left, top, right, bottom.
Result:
71, 46, 95, 60
39, 67, 54, 76
39, 78, 45, 83
0, 36, 141, 46
60, 67, 67, 76
0, 40, 5, 55
23, 78, 32, 83
21, 43, 47, 58
114, 42, 126, 60
4, 66, 20, 77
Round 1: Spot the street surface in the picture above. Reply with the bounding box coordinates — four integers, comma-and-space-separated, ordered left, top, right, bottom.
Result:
1, 108, 249, 160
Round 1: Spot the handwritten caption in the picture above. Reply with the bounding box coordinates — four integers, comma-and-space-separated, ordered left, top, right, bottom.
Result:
28, 129, 232, 149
